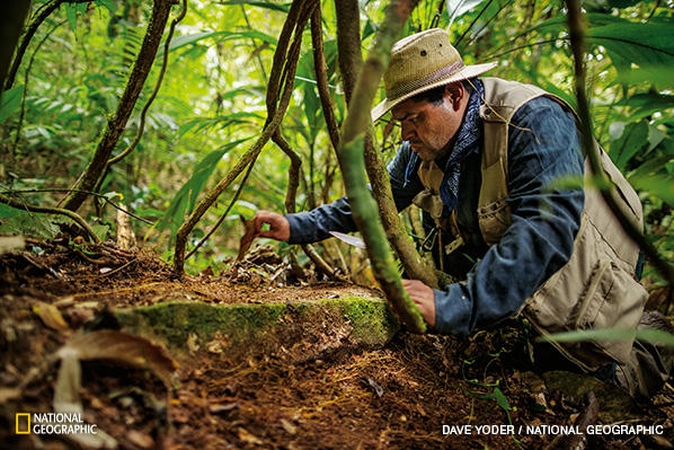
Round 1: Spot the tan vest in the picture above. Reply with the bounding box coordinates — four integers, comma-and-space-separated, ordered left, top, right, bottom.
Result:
415, 77, 647, 371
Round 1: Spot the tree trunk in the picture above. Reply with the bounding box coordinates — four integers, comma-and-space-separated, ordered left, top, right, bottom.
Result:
0, 0, 31, 90
336, 0, 426, 333
336, 0, 440, 289
61, 0, 174, 212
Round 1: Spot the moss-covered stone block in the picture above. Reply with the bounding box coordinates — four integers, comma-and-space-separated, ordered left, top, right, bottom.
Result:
115, 295, 400, 363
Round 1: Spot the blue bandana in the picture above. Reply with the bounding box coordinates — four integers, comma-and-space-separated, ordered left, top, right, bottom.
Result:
404, 78, 484, 217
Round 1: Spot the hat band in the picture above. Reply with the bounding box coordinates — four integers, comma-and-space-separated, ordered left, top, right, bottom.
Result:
386, 60, 465, 102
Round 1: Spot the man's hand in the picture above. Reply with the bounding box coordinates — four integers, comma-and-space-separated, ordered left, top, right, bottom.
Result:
253, 210, 291, 241
402, 279, 436, 329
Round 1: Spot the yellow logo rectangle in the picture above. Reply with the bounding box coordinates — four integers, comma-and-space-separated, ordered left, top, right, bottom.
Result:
15, 413, 30, 434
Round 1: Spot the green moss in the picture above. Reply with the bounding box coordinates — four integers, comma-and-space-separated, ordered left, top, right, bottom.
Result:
335, 296, 399, 344
116, 301, 288, 349
114, 295, 400, 360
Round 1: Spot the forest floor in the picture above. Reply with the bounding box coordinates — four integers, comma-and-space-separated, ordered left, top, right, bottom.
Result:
1, 238, 673, 450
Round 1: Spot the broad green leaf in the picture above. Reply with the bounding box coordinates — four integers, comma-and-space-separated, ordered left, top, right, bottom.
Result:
64, 3, 87, 32
296, 50, 322, 145
0, 203, 26, 219
92, 223, 110, 242
156, 138, 251, 237
647, 126, 667, 154
161, 30, 277, 56
608, 120, 648, 171
631, 173, 674, 205
493, 387, 511, 412
607, 0, 641, 7
516, 15, 674, 75
178, 112, 263, 138
216, 1, 291, 13
447, 0, 488, 27
587, 20, 674, 74
616, 67, 674, 90
0, 212, 60, 241
0, 85, 24, 124
608, 93, 674, 122
539, 328, 674, 347
94, 0, 116, 14
65, 3, 78, 32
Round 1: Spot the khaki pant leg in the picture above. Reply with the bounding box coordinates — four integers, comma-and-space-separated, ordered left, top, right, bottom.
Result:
616, 311, 674, 399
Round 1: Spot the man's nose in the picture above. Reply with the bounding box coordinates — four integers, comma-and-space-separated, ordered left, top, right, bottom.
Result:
401, 122, 416, 141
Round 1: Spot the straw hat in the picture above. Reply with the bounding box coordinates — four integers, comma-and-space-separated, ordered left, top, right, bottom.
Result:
371, 28, 497, 122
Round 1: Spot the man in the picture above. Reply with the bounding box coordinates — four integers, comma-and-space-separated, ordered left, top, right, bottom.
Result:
252, 28, 671, 399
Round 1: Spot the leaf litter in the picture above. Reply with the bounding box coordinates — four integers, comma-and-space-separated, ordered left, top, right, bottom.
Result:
0, 239, 672, 449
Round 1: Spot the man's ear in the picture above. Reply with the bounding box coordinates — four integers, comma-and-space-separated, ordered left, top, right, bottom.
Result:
445, 83, 465, 110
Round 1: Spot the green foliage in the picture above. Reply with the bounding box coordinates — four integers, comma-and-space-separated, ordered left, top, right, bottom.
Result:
160, 30, 278, 56
0, 210, 60, 241
0, 85, 23, 124
0, 0, 672, 281
156, 138, 250, 241
587, 16, 674, 71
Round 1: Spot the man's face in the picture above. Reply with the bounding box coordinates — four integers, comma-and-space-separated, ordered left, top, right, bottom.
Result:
391, 86, 465, 162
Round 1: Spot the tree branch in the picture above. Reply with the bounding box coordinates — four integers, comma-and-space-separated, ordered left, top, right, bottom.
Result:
172, 0, 320, 276
272, 128, 335, 278
311, 3, 340, 153
4, 0, 95, 91
0, 0, 31, 89
334, 0, 440, 289
334, 0, 363, 105
0, 194, 100, 243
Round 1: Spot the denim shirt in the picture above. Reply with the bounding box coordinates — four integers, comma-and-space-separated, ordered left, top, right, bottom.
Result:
286, 82, 585, 336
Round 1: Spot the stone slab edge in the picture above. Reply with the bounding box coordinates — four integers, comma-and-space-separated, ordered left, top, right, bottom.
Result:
114, 295, 400, 362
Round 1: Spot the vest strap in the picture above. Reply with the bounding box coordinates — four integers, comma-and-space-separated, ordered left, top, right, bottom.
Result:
444, 235, 465, 256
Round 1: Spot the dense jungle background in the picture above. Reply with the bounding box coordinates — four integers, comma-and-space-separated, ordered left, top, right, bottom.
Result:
1, 0, 674, 449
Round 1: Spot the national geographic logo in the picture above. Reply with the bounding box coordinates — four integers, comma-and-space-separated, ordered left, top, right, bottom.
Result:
15, 413, 30, 434
15, 412, 98, 435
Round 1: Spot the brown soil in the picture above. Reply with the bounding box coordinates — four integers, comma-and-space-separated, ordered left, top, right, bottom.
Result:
1, 240, 672, 449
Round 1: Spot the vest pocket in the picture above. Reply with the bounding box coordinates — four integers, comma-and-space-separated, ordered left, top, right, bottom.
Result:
477, 199, 511, 246
522, 215, 647, 371
573, 260, 612, 328
572, 258, 648, 365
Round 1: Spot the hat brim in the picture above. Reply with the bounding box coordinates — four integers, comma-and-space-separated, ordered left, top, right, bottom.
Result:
371, 61, 498, 122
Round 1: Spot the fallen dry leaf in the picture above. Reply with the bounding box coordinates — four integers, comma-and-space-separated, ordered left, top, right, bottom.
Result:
127, 429, 154, 449
57, 330, 179, 388
0, 235, 25, 255
33, 301, 70, 331
0, 387, 22, 403
238, 427, 263, 445
54, 353, 119, 449
236, 215, 256, 262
